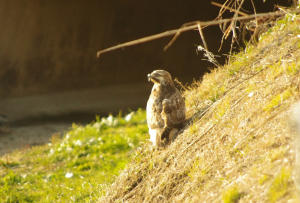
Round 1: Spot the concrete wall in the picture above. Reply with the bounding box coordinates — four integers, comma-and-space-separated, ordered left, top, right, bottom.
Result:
0, 0, 291, 99
0, 1, 115, 98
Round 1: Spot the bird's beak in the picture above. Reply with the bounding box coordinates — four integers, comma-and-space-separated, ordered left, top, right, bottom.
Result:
147, 74, 152, 82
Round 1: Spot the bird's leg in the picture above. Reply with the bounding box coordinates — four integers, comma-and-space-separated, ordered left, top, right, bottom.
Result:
161, 126, 172, 144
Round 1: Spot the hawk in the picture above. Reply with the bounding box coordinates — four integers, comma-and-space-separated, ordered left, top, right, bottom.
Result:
146, 70, 185, 146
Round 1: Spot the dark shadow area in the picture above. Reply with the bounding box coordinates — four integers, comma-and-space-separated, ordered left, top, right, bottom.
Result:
9, 112, 99, 127
0, 0, 293, 99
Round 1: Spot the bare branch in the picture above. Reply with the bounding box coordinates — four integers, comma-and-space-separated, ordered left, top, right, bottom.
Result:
96, 9, 300, 57
163, 21, 198, 51
211, 2, 248, 16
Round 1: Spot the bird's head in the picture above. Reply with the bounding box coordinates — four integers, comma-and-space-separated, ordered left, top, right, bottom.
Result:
147, 70, 174, 86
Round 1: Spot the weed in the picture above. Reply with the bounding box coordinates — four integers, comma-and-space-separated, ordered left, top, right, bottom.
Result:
209, 85, 226, 102
259, 174, 269, 185
215, 97, 230, 121
0, 159, 19, 168
267, 147, 287, 162
228, 64, 241, 76
187, 157, 211, 181
222, 185, 243, 203
189, 118, 199, 135
286, 62, 299, 76
267, 167, 291, 202
263, 89, 292, 112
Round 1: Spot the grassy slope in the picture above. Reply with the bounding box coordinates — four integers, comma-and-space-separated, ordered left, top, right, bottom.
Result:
0, 109, 148, 202
101, 13, 300, 202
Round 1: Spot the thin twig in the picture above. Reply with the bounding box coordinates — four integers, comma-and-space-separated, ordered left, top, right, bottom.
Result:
96, 9, 300, 57
163, 21, 197, 51
181, 123, 216, 155
250, 0, 258, 27
231, 92, 248, 110
228, 0, 245, 64
217, 0, 233, 35
211, 2, 248, 16
197, 23, 208, 50
217, 0, 234, 23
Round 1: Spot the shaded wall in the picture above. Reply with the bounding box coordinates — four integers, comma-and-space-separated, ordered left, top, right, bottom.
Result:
0, 0, 292, 99
0, 1, 115, 98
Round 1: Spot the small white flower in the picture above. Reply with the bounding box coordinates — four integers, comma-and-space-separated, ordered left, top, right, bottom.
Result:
93, 122, 102, 129
66, 147, 73, 152
49, 149, 55, 155
113, 119, 119, 126
75, 140, 82, 146
125, 112, 134, 121
102, 115, 117, 126
65, 134, 70, 139
65, 172, 73, 178
107, 115, 113, 124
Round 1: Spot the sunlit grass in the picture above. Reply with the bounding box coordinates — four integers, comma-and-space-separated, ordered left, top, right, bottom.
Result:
222, 185, 243, 203
263, 89, 292, 112
102, 12, 300, 202
0, 109, 148, 202
267, 167, 291, 203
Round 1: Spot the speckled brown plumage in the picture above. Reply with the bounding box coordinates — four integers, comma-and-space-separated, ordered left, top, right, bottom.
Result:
146, 70, 185, 146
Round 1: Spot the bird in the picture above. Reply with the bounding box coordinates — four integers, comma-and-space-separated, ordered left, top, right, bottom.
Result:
146, 70, 185, 146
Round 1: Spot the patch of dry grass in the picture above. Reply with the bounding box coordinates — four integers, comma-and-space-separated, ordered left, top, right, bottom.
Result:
100, 12, 300, 203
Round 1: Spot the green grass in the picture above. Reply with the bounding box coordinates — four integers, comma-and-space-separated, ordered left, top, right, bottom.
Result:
222, 185, 243, 203
0, 109, 148, 202
259, 174, 269, 185
267, 167, 291, 203
263, 89, 292, 112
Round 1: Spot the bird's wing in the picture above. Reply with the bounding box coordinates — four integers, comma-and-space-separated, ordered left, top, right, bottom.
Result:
161, 89, 185, 143
162, 89, 185, 125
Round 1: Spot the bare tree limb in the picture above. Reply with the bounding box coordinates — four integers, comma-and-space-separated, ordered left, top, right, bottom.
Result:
96, 9, 300, 58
